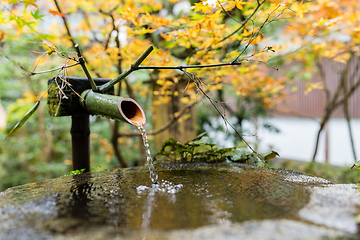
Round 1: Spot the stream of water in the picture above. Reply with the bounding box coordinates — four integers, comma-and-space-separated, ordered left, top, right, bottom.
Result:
138, 126, 158, 183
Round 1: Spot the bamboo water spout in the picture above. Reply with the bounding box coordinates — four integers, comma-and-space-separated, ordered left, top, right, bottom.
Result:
78, 89, 158, 181
47, 76, 146, 172
79, 90, 146, 127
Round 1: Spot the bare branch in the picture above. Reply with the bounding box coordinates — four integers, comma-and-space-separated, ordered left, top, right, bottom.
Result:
98, 45, 154, 92
53, 0, 77, 48
232, 5, 285, 64
54, 0, 102, 79
217, 0, 266, 45
137, 61, 242, 70
99, 9, 117, 50
74, 44, 98, 91
4, 54, 80, 76
29, 62, 80, 76
216, 0, 241, 23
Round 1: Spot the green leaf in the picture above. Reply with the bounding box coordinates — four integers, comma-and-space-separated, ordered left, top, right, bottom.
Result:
5, 100, 40, 140
263, 150, 280, 161
31, 9, 45, 20
351, 159, 360, 169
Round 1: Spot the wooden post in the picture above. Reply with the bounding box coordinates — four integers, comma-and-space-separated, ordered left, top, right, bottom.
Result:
71, 114, 90, 172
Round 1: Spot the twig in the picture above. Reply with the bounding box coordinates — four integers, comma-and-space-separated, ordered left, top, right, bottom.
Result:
218, 0, 266, 45
137, 61, 242, 70
29, 62, 80, 76
54, 0, 102, 78
98, 45, 154, 92
74, 43, 98, 91
232, 5, 283, 64
79, 8, 102, 45
216, 0, 241, 23
5, 54, 80, 76
53, 0, 76, 48
99, 9, 117, 50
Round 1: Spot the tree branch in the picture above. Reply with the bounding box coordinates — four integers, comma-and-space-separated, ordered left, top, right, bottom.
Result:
232, 4, 285, 64
74, 44, 98, 91
54, 0, 102, 78
111, 121, 128, 168
98, 45, 154, 92
53, 0, 77, 48
29, 62, 80, 76
216, 0, 241, 23
137, 61, 242, 70
79, 8, 102, 44
5, 54, 80, 76
99, 9, 117, 50
217, 0, 266, 45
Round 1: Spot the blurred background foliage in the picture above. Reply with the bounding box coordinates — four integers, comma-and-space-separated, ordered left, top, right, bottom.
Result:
1, 0, 360, 191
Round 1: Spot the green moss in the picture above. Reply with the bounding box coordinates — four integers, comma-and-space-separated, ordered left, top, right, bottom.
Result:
47, 82, 64, 116
47, 78, 86, 116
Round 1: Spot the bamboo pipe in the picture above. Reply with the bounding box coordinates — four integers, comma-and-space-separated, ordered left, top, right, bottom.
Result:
80, 90, 146, 127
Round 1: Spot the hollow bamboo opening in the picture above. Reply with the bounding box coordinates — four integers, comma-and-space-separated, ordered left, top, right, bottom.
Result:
118, 98, 146, 127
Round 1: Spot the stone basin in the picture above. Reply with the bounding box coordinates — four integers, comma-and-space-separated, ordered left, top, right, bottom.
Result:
0, 163, 359, 240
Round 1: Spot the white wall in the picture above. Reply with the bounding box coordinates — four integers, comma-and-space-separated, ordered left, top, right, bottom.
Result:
204, 117, 359, 166
257, 117, 360, 166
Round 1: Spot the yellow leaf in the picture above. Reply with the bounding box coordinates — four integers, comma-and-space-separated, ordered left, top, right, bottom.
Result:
133, 27, 156, 35
235, 0, 246, 10
263, 150, 280, 160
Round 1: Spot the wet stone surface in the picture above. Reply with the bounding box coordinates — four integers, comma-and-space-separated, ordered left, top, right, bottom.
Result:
0, 163, 359, 240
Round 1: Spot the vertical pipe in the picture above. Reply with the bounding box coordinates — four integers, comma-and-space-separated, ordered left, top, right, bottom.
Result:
71, 115, 90, 172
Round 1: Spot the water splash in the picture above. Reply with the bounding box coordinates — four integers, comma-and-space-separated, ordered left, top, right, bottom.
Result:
137, 126, 158, 183
136, 180, 183, 195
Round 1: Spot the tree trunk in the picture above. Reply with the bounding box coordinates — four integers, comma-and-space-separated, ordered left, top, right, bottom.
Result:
312, 114, 330, 162
343, 70, 357, 162
111, 120, 128, 168
153, 77, 197, 148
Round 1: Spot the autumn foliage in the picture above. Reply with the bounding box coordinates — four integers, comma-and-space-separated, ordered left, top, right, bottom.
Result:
0, 0, 299, 175
1, 0, 292, 108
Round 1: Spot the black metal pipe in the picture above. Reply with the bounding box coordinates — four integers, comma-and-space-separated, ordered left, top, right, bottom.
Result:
71, 115, 90, 172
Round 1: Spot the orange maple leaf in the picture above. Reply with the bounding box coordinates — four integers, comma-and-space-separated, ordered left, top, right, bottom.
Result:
49, 9, 67, 18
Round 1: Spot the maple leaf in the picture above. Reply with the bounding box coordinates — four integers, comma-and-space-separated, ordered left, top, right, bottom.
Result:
22, 0, 38, 9
49, 9, 67, 18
